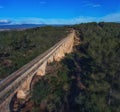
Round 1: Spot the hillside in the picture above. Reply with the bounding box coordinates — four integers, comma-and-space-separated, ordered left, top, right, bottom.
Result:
18, 22, 120, 112
0, 22, 120, 112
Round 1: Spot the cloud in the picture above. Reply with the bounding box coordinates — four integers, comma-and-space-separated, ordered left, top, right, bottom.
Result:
0, 20, 12, 24
82, 0, 101, 8
40, 1, 46, 4
83, 3, 93, 7
9, 17, 98, 25
21, 13, 120, 24
0, 6, 3, 8
74, 13, 120, 23
82, 0, 89, 4
1, 12, 120, 25
83, 3, 101, 8
101, 13, 120, 22
93, 4, 101, 8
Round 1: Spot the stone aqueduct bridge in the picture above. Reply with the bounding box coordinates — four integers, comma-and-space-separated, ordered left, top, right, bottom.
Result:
0, 30, 76, 112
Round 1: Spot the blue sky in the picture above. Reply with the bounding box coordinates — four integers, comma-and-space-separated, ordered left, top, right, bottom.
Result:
0, 0, 120, 24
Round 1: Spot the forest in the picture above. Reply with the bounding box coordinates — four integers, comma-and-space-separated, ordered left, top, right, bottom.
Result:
27, 22, 120, 112
0, 22, 120, 112
0, 26, 68, 79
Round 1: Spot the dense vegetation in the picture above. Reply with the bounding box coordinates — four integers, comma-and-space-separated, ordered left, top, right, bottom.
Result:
29, 22, 120, 112
0, 22, 119, 112
0, 26, 68, 78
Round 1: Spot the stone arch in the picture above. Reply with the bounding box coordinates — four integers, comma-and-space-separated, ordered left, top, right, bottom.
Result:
59, 46, 65, 58
36, 61, 47, 76
16, 74, 35, 99
53, 46, 65, 62
53, 51, 61, 62
64, 39, 73, 54
47, 55, 54, 64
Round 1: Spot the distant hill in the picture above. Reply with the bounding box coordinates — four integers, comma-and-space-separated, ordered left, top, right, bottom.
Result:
0, 24, 46, 30
0, 24, 66, 31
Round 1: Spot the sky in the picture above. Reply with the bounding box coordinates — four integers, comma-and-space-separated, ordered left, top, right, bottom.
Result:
0, 0, 120, 24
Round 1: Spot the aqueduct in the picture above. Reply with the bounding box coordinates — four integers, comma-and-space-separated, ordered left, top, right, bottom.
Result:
0, 30, 76, 112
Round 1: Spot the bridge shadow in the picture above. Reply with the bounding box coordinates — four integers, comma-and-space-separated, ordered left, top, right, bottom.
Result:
10, 93, 26, 112
10, 93, 17, 112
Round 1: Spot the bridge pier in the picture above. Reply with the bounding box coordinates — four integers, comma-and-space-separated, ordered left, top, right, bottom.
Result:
47, 56, 54, 64
17, 73, 35, 99
53, 46, 66, 62
36, 61, 47, 76
63, 38, 74, 54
